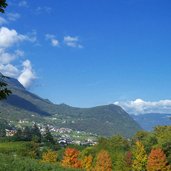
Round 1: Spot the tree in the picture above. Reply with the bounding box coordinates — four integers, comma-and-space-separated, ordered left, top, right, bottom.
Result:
133, 131, 157, 154
0, 74, 12, 100
124, 151, 132, 171
82, 155, 93, 171
13, 128, 22, 141
114, 153, 131, 171
43, 126, 55, 145
147, 148, 171, 171
61, 148, 82, 168
31, 124, 41, 143
0, 127, 6, 137
97, 135, 129, 153
42, 149, 57, 164
154, 126, 171, 163
94, 150, 112, 171
22, 126, 32, 141
0, 0, 7, 13
0, 119, 11, 137
132, 141, 147, 171
25, 141, 40, 159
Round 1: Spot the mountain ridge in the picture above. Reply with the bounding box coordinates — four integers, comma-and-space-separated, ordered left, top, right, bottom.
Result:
0, 77, 142, 137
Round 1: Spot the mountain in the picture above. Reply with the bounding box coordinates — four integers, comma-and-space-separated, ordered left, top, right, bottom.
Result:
131, 113, 171, 131
0, 77, 142, 137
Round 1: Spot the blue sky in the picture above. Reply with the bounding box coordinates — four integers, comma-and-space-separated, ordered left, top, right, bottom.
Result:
1, 0, 171, 111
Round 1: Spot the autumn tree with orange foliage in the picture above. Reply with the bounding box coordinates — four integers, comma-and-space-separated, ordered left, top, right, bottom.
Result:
42, 149, 57, 163
94, 150, 112, 171
147, 148, 171, 171
82, 155, 93, 171
61, 148, 82, 168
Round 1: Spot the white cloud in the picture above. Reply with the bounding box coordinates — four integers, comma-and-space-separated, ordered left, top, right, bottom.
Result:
0, 49, 24, 78
15, 49, 25, 56
0, 13, 20, 26
0, 27, 36, 48
0, 56, 36, 88
114, 99, 171, 114
45, 34, 83, 48
0, 14, 20, 26
51, 39, 59, 47
18, 60, 36, 88
0, 17, 7, 25
45, 34, 59, 47
64, 36, 83, 48
18, 0, 28, 7
36, 6, 52, 14
45, 34, 54, 39
0, 49, 24, 64
7, 13, 20, 21
64, 36, 78, 42
0, 27, 36, 88
0, 63, 19, 78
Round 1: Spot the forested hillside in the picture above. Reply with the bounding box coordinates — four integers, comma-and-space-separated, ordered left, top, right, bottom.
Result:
0, 77, 142, 137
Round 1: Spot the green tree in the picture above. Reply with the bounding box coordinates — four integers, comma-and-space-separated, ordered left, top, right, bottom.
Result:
31, 124, 42, 143
25, 141, 40, 159
0, 74, 12, 100
13, 129, 22, 141
22, 126, 32, 141
43, 126, 55, 145
0, 0, 7, 13
132, 141, 148, 171
97, 135, 129, 152
0, 119, 11, 137
133, 131, 157, 154
114, 153, 131, 171
154, 126, 171, 163
0, 128, 6, 137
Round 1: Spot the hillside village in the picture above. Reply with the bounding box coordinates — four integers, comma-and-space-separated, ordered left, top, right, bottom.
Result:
4, 119, 98, 146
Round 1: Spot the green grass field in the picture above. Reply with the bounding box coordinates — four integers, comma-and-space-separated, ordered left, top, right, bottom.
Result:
0, 153, 82, 171
0, 142, 28, 154
0, 142, 83, 171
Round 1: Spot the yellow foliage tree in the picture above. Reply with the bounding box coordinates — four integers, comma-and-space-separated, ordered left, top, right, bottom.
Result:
94, 150, 112, 171
82, 155, 93, 171
42, 149, 57, 164
132, 141, 147, 171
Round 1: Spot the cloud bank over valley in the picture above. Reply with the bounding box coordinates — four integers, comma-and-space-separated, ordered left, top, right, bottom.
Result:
114, 99, 171, 115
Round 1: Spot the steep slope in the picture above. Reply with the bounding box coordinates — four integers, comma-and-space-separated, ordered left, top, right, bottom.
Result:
0, 78, 59, 121
55, 104, 142, 137
0, 77, 142, 137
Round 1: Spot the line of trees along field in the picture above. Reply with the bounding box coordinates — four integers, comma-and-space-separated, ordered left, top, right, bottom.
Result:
0, 124, 171, 170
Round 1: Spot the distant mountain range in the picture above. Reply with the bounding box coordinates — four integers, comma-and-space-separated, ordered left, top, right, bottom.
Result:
0, 77, 142, 137
131, 113, 171, 131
